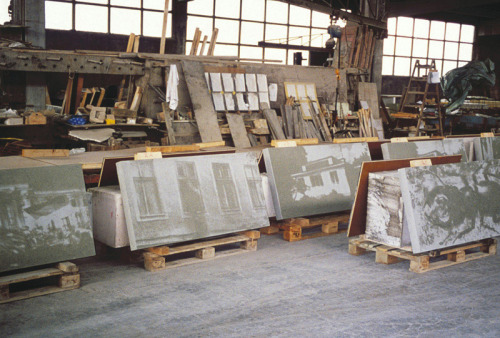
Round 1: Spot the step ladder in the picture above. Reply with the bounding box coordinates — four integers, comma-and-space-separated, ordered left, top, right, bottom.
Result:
396, 60, 444, 136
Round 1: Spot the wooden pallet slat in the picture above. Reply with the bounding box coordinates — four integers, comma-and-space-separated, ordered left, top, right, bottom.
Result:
0, 262, 80, 304
349, 237, 497, 273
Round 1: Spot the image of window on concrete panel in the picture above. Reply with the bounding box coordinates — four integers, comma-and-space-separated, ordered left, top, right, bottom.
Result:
176, 161, 206, 216
212, 162, 240, 213
133, 177, 165, 221
244, 165, 265, 209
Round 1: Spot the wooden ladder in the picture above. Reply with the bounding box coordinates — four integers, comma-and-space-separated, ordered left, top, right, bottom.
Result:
396, 60, 444, 136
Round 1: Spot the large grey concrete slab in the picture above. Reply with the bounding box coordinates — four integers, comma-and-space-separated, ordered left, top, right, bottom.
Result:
382, 139, 468, 162
0, 165, 95, 273
474, 136, 500, 161
1, 234, 499, 337
263, 143, 371, 220
117, 152, 269, 250
399, 160, 500, 253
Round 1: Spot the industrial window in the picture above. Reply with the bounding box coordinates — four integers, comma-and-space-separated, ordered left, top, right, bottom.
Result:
212, 163, 240, 212
382, 17, 475, 76
44, 0, 172, 37
186, 0, 334, 64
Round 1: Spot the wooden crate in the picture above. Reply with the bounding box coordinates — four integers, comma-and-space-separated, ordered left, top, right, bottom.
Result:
0, 262, 80, 304
268, 212, 350, 242
143, 231, 260, 272
349, 235, 497, 273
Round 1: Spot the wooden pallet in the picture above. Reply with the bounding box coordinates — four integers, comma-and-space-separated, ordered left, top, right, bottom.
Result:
349, 235, 497, 273
267, 212, 350, 242
0, 262, 80, 304
143, 231, 260, 272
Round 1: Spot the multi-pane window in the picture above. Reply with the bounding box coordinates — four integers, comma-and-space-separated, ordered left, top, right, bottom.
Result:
383, 17, 475, 76
133, 177, 165, 219
212, 163, 240, 212
45, 0, 172, 37
176, 161, 205, 215
244, 165, 265, 209
186, 0, 332, 64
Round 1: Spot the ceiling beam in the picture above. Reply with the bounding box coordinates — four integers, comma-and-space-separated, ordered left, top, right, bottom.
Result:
388, 0, 500, 17
276, 0, 387, 29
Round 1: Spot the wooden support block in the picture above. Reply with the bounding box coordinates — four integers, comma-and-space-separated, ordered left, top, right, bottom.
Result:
289, 218, 310, 228
220, 127, 231, 135
146, 246, 170, 256
0, 285, 9, 300
333, 137, 379, 144
272, 140, 297, 148
57, 262, 78, 273
144, 252, 166, 272
22, 149, 70, 158
194, 141, 226, 148
25, 112, 47, 125
196, 247, 215, 259
59, 274, 80, 289
375, 250, 400, 264
348, 242, 366, 256
241, 240, 258, 251
283, 225, 302, 242
260, 225, 280, 235
250, 128, 270, 135
146, 145, 200, 153
321, 222, 339, 234
271, 138, 318, 147
410, 256, 430, 273
134, 152, 162, 160
447, 250, 466, 262
239, 230, 261, 240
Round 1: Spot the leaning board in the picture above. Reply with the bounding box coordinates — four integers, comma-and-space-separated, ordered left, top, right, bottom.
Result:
0, 165, 95, 273
117, 152, 269, 250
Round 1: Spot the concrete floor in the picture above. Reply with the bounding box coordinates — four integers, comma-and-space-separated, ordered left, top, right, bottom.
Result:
1, 233, 500, 337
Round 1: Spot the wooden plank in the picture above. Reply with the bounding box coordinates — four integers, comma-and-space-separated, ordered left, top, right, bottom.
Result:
133, 35, 140, 53
263, 109, 286, 140
347, 155, 463, 237
207, 28, 219, 56
129, 86, 143, 112
204, 65, 245, 74
181, 60, 223, 143
271, 138, 318, 147
159, 0, 170, 54
226, 113, 251, 148
189, 28, 202, 56
146, 145, 200, 153
22, 149, 69, 158
358, 82, 380, 119
199, 35, 208, 55
333, 137, 379, 143
161, 102, 176, 145
194, 141, 226, 148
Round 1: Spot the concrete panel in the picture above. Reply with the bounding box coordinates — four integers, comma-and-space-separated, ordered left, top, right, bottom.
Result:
263, 143, 371, 220
0, 165, 95, 273
117, 153, 269, 250
382, 139, 467, 162
474, 136, 500, 161
399, 160, 500, 253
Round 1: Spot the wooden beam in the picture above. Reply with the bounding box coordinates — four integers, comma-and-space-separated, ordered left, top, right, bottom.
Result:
146, 145, 200, 153
207, 28, 219, 56
388, 0, 500, 18
22, 149, 70, 158
159, 0, 170, 54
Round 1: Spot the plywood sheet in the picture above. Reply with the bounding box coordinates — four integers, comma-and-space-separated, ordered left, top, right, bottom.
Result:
0, 165, 95, 273
181, 60, 223, 143
117, 152, 269, 250
226, 113, 251, 148
263, 143, 371, 220
400, 160, 500, 253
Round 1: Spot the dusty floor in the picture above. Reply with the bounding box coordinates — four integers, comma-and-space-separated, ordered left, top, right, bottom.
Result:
1, 233, 499, 337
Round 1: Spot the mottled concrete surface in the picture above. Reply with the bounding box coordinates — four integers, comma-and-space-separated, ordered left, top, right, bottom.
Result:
1, 234, 499, 337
